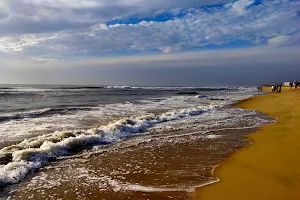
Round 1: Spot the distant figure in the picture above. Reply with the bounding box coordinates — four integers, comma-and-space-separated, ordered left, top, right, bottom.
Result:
271, 85, 275, 93
296, 82, 298, 89
290, 82, 293, 89
278, 84, 282, 93
275, 84, 278, 93
257, 86, 262, 91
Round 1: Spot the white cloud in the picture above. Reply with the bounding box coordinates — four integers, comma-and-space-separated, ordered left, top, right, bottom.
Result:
0, 0, 299, 56
27, 0, 104, 9
230, 0, 254, 15
0, 0, 233, 35
268, 32, 300, 47
159, 46, 176, 54
268, 35, 290, 47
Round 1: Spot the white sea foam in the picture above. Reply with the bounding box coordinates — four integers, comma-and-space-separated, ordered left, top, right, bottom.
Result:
0, 95, 207, 142
0, 87, 268, 188
106, 85, 134, 89
206, 134, 221, 139
105, 85, 256, 91
122, 178, 221, 193
0, 105, 217, 187
0, 161, 41, 187
123, 184, 183, 192
0, 87, 258, 143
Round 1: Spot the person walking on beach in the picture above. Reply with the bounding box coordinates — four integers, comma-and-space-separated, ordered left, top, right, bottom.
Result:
278, 84, 282, 93
290, 82, 293, 89
274, 85, 278, 93
257, 86, 262, 91
271, 85, 274, 93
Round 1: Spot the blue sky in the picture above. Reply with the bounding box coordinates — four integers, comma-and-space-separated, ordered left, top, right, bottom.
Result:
0, 0, 300, 85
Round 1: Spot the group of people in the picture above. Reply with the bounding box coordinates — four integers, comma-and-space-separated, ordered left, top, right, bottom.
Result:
258, 81, 299, 93
271, 84, 282, 93
289, 81, 299, 89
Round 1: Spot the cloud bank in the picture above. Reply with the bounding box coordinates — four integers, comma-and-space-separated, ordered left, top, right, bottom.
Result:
1, 46, 299, 86
0, 0, 299, 58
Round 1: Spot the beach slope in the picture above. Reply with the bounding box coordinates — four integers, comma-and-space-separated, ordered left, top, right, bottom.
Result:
195, 87, 300, 200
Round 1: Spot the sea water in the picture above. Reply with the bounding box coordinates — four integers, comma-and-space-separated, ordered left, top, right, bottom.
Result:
0, 85, 274, 199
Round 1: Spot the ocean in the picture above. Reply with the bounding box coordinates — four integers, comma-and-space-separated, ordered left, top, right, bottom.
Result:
0, 85, 274, 199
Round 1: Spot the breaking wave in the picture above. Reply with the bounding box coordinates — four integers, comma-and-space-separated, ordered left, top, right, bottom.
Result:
0, 105, 217, 187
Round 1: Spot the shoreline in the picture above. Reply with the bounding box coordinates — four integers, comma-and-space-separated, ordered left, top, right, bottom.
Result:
194, 87, 300, 200
1, 88, 274, 199
7, 127, 257, 200
6, 110, 265, 199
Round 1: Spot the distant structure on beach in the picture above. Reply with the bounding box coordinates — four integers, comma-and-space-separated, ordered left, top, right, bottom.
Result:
283, 82, 291, 87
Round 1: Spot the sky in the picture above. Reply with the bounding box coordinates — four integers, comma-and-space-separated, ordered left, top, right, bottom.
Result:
0, 0, 300, 86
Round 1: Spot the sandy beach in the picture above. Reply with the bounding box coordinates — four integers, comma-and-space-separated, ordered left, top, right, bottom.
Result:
195, 87, 300, 200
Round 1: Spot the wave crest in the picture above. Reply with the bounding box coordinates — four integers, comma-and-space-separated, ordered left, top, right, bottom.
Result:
0, 105, 217, 188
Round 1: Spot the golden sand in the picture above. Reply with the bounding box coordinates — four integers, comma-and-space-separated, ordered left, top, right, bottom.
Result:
194, 87, 300, 200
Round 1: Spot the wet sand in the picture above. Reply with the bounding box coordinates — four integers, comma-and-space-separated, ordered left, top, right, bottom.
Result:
195, 87, 300, 200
